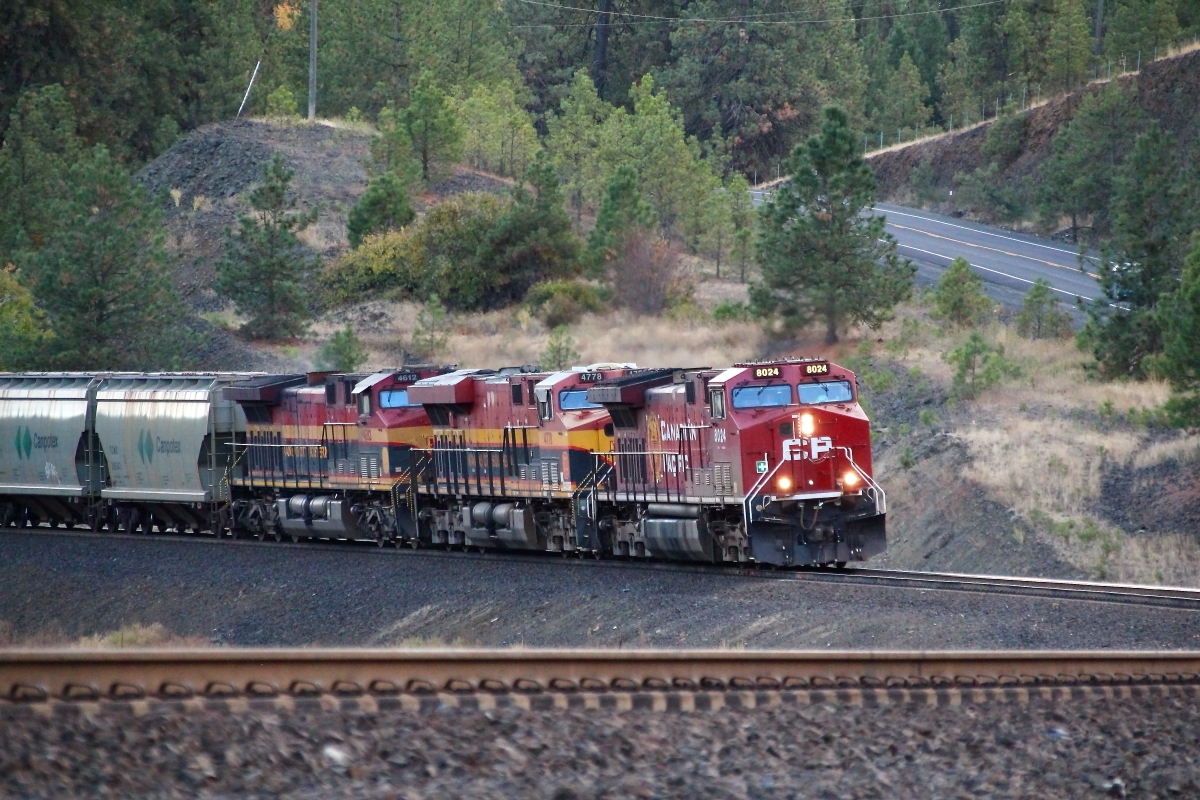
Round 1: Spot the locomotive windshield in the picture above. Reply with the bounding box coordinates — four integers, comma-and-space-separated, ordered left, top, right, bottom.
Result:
731, 384, 792, 409
797, 380, 854, 405
379, 389, 418, 408
559, 389, 603, 410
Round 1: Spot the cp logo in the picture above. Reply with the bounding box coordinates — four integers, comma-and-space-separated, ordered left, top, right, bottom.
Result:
782, 437, 833, 461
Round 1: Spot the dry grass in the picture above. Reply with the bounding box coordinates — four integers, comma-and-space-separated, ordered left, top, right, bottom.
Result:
0, 621, 211, 649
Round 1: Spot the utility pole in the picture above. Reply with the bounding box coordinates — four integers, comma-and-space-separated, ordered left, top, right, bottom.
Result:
308, 0, 318, 121
592, 0, 612, 94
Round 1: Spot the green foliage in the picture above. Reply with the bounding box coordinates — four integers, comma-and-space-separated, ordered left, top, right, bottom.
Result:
954, 162, 1027, 222
408, 296, 450, 361
932, 257, 993, 327
320, 228, 426, 308
1105, 0, 1181, 62
418, 193, 510, 310
871, 53, 932, 136
400, 72, 463, 184
1158, 236, 1200, 427
944, 331, 1020, 399
0, 268, 52, 370
980, 110, 1027, 167
541, 326, 581, 371
919, 408, 940, 427
1017, 279, 1073, 339
586, 165, 656, 276
19, 145, 191, 369
524, 280, 607, 328
1081, 122, 1193, 379
478, 153, 580, 306
899, 446, 916, 470
1046, 0, 1093, 92
347, 172, 416, 248
910, 155, 941, 207
370, 106, 422, 185
265, 85, 300, 119
1038, 83, 1146, 241
315, 325, 368, 372
753, 107, 915, 344
546, 70, 616, 219
217, 153, 321, 341
457, 82, 540, 179
712, 302, 753, 324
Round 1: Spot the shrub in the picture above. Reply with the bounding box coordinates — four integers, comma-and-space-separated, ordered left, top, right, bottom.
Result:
1016, 278, 1073, 339
712, 301, 752, 323
608, 232, 687, 314
265, 85, 299, 119
944, 332, 1020, 399
407, 296, 449, 360
541, 326, 580, 371
347, 172, 416, 248
320, 227, 427, 308
524, 280, 606, 328
420, 192, 510, 310
315, 325, 368, 372
932, 257, 992, 327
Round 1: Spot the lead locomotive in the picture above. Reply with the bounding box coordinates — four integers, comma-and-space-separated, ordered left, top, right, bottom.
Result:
0, 359, 885, 567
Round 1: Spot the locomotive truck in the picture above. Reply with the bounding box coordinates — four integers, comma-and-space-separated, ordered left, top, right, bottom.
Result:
0, 358, 886, 567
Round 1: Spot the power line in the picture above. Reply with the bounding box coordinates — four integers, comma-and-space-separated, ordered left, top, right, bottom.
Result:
508, 0, 1005, 28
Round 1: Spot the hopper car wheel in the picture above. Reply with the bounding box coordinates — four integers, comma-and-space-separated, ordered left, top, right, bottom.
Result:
139, 515, 153, 535
254, 526, 266, 542
835, 561, 847, 569
290, 534, 300, 543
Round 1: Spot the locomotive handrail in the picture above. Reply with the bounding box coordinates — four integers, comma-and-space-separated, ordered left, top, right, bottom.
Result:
834, 446, 886, 515
742, 455, 785, 525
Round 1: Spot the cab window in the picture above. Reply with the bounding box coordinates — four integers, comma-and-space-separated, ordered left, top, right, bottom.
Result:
731, 384, 792, 409
357, 393, 372, 415
559, 389, 602, 410
797, 380, 854, 405
709, 388, 726, 420
379, 389, 417, 408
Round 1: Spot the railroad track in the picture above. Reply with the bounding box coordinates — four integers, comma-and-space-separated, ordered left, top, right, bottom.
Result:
8, 525, 1200, 612
4, 649, 1200, 713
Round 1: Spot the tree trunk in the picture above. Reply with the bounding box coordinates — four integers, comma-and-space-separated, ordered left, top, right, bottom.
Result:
825, 295, 839, 344
592, 0, 612, 93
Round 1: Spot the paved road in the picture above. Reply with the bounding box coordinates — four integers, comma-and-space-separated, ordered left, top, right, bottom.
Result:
749, 190, 1105, 314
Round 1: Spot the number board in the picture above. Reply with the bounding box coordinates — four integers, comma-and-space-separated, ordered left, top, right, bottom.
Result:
804, 363, 830, 375
393, 373, 420, 383
578, 372, 604, 383
754, 367, 781, 378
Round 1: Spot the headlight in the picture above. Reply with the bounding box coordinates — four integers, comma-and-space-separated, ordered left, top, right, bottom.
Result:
843, 471, 860, 487
800, 413, 815, 436
777, 476, 792, 491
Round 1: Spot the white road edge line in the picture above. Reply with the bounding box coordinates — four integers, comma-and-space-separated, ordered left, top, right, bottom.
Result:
881, 207, 1099, 262
895, 242, 1100, 303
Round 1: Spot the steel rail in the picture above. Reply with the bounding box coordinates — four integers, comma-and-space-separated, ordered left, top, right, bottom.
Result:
8, 526, 1200, 611
3, 649, 1200, 705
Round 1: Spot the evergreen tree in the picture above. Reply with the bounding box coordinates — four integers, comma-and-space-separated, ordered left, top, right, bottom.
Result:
1047, 0, 1094, 92
1081, 123, 1192, 378
0, 267, 51, 370
400, 72, 463, 184
1016, 278, 1074, 338
884, 0, 950, 108
0, 85, 82, 265
217, 154, 321, 341
1038, 82, 1145, 241
932, 257, 993, 327
541, 325, 581, 371
1105, 0, 1181, 62
871, 53, 932, 138
20, 145, 190, 369
457, 81, 540, 179
370, 105, 423, 184
546, 70, 616, 218
586, 165, 656, 275
479, 153, 580, 305
1158, 236, 1200, 426
998, 0, 1040, 91
347, 172, 416, 248
752, 107, 915, 344
316, 324, 368, 372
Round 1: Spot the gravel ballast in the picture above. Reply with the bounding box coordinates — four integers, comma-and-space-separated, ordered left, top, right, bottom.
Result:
3, 531, 1200, 649
3, 694, 1198, 798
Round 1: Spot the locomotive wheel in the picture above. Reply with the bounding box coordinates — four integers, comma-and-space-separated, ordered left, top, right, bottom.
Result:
139, 515, 153, 535
835, 561, 847, 569
254, 526, 266, 542
290, 534, 300, 543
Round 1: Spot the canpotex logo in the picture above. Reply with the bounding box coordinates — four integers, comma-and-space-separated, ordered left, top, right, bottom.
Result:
138, 430, 154, 464
13, 427, 32, 460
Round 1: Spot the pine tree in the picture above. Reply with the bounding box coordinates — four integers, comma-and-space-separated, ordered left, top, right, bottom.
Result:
541, 325, 581, 371
871, 53, 932, 138
457, 81, 540, 179
546, 70, 616, 218
1082, 123, 1193, 378
400, 72, 464, 184
1016, 278, 1073, 338
752, 107, 915, 344
1158, 236, 1200, 426
1047, 0, 1093, 92
20, 145, 190, 369
217, 154, 321, 341
586, 165, 656, 275
316, 324, 368, 372
479, 153, 580, 305
347, 171, 416, 248
932, 257, 993, 327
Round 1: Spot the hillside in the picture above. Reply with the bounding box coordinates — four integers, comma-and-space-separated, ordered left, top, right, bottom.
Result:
866, 47, 1200, 226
